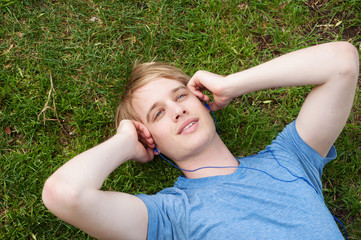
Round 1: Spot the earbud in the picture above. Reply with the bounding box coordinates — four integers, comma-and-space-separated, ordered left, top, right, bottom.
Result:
154, 148, 159, 153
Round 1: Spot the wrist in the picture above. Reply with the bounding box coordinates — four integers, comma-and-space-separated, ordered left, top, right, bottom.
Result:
106, 133, 134, 164
224, 73, 247, 98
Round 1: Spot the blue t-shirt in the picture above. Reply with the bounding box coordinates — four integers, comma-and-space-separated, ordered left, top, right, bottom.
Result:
137, 121, 344, 239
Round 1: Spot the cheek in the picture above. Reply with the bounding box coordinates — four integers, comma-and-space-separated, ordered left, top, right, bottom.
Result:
149, 125, 168, 146
150, 127, 178, 156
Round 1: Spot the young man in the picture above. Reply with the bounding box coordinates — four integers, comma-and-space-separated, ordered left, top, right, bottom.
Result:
42, 42, 359, 239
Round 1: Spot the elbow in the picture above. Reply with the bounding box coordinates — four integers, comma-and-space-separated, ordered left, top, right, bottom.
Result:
333, 42, 359, 84
42, 177, 60, 213
42, 176, 82, 218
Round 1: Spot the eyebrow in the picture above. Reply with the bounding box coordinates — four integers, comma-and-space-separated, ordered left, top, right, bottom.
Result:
146, 85, 187, 123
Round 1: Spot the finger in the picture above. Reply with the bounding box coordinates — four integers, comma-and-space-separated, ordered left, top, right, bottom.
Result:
137, 132, 155, 150
135, 146, 154, 163
133, 122, 153, 142
208, 102, 224, 111
133, 121, 150, 136
199, 94, 211, 102
138, 139, 148, 150
187, 85, 204, 99
139, 146, 154, 163
146, 147, 155, 159
133, 121, 156, 148
187, 76, 204, 91
137, 129, 155, 146
145, 138, 155, 148
187, 85, 210, 102
136, 128, 149, 141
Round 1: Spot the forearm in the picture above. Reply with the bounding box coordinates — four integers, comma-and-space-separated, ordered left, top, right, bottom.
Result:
225, 42, 357, 98
43, 120, 153, 208
42, 120, 152, 239
42, 133, 134, 222
48, 134, 132, 192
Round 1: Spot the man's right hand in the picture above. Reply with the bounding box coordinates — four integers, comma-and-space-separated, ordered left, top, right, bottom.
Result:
116, 120, 156, 163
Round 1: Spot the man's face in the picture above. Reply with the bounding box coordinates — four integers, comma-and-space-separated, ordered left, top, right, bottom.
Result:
132, 78, 217, 161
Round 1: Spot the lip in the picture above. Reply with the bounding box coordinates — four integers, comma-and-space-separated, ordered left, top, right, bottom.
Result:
178, 118, 199, 134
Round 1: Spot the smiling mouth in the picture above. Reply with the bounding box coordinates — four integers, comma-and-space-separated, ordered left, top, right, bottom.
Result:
178, 119, 199, 134
183, 122, 195, 131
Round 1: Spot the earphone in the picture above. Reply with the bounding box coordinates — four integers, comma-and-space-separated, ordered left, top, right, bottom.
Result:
203, 101, 211, 110
152, 101, 347, 239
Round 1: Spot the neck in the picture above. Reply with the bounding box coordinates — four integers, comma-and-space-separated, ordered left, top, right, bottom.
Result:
174, 136, 239, 179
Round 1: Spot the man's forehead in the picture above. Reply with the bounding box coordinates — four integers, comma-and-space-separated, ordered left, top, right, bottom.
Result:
144, 78, 185, 90
131, 79, 188, 121
133, 80, 186, 100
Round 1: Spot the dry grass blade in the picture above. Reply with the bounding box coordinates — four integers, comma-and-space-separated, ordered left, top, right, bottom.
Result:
37, 73, 69, 136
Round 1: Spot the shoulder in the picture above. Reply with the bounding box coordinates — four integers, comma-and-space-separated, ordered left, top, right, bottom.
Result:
137, 187, 188, 208
270, 121, 337, 163
264, 121, 337, 188
136, 187, 188, 239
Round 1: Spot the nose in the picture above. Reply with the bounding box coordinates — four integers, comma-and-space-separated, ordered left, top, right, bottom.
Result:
172, 103, 187, 121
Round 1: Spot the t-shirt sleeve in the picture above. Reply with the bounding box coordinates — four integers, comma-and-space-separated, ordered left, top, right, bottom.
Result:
266, 120, 337, 196
136, 188, 188, 240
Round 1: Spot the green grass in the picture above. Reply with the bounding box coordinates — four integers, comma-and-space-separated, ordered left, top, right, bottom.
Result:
1, 0, 360, 239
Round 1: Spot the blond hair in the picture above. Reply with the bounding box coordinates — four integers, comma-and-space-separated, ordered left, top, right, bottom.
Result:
115, 62, 190, 127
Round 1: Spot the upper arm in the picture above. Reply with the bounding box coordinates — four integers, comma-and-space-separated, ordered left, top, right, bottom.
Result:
78, 190, 148, 240
43, 180, 148, 240
295, 42, 359, 157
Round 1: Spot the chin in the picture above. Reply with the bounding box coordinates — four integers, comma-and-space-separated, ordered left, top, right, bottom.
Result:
170, 133, 217, 160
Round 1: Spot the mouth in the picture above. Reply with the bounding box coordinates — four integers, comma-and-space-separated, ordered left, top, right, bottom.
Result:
178, 118, 199, 134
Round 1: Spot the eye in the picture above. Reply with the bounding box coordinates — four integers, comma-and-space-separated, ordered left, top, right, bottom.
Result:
154, 109, 164, 120
176, 93, 187, 101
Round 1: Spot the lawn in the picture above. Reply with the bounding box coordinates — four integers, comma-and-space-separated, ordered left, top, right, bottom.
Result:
1, 0, 360, 239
